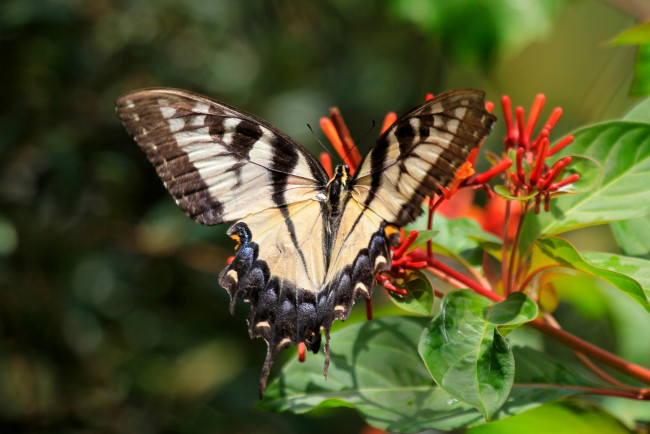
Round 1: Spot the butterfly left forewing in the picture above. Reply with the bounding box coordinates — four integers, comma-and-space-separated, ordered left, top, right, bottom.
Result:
116, 88, 328, 225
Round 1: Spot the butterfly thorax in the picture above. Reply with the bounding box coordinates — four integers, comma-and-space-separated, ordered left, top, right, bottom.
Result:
325, 164, 350, 217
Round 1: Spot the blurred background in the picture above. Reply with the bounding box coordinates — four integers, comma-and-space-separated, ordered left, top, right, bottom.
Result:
0, 0, 647, 432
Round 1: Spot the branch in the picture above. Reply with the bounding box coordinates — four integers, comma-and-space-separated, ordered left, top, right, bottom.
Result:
528, 319, 650, 385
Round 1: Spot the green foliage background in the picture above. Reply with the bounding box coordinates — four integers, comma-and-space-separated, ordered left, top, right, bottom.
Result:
0, 0, 646, 432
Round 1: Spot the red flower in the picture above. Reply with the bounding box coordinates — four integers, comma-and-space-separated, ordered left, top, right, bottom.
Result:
500, 94, 579, 213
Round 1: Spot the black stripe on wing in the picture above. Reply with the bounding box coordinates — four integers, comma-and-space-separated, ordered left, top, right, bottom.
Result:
351, 88, 497, 226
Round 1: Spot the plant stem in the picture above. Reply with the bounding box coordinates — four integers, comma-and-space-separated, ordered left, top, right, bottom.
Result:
544, 313, 648, 394
425, 259, 498, 301
528, 319, 650, 385
502, 200, 512, 295
574, 352, 647, 393
516, 263, 560, 292
426, 196, 443, 263
507, 199, 529, 293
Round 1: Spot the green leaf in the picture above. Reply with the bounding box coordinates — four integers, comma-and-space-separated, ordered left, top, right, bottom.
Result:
471, 345, 605, 427
468, 400, 631, 434
388, 270, 435, 316
610, 100, 650, 254
609, 22, 650, 46
494, 185, 537, 201
609, 24, 650, 95
610, 216, 650, 257
426, 215, 501, 255
581, 251, 650, 299
632, 44, 650, 96
535, 237, 650, 313
520, 121, 650, 249
511, 346, 597, 388
486, 293, 538, 326
258, 316, 487, 432
418, 290, 538, 420
407, 229, 439, 250
260, 317, 597, 431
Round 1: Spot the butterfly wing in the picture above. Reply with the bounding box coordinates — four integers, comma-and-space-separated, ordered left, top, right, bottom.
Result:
116, 88, 331, 395
116, 88, 329, 224
322, 89, 497, 320
351, 88, 497, 225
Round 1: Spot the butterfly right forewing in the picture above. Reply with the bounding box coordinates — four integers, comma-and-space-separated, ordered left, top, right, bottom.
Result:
351, 88, 497, 226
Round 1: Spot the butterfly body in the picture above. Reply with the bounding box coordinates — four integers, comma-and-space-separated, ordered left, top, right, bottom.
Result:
116, 87, 496, 396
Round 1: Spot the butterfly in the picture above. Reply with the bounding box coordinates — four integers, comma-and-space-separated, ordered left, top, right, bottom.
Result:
116, 87, 496, 396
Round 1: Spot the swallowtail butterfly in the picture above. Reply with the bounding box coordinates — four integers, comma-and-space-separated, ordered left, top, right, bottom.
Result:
116, 88, 496, 396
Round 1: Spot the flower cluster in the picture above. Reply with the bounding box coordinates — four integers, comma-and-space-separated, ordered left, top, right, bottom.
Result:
500, 94, 579, 213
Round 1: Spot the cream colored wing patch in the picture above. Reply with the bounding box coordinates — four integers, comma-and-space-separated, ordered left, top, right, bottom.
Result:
351, 88, 497, 226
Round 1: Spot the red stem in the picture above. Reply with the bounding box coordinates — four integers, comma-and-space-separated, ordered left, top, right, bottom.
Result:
507, 202, 528, 293
517, 263, 560, 292
502, 200, 512, 295
426, 259, 499, 301
575, 346, 647, 393
528, 319, 650, 385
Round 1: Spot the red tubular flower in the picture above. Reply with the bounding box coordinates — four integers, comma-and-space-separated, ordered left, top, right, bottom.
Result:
298, 342, 306, 362
525, 94, 545, 145
498, 93, 580, 214
474, 159, 513, 185
502, 96, 517, 148
381, 112, 398, 134
328, 107, 362, 171
319, 152, 333, 178
548, 135, 574, 156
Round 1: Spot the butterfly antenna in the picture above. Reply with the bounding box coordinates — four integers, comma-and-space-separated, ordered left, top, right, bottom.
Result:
307, 123, 334, 159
